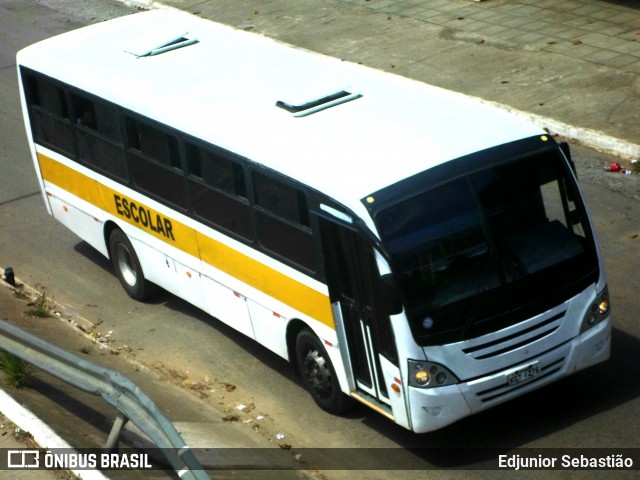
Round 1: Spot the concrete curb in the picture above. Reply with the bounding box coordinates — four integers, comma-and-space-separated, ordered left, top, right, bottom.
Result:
0, 275, 110, 480
0, 272, 154, 375
0, 387, 110, 480
472, 99, 640, 161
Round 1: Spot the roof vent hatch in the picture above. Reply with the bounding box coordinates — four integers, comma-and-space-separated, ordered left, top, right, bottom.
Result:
126, 31, 198, 58
276, 90, 362, 117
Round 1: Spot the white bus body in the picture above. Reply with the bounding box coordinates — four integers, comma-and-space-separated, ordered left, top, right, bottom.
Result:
17, 10, 610, 433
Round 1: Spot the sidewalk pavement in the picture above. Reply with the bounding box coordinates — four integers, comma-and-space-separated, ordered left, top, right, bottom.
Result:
136, 0, 640, 161
2, 0, 640, 478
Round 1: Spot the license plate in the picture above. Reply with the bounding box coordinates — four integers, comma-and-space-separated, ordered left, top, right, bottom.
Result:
507, 362, 541, 386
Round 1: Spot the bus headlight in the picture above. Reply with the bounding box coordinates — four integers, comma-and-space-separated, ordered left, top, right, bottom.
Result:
408, 360, 459, 388
415, 369, 429, 385
581, 286, 609, 333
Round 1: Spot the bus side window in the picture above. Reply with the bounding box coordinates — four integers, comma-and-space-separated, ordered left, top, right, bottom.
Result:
186, 142, 252, 240
125, 118, 180, 169
70, 92, 127, 181
253, 172, 310, 227
125, 117, 187, 209
27, 74, 68, 118
23, 73, 75, 157
252, 171, 315, 272
71, 94, 97, 129
187, 143, 246, 197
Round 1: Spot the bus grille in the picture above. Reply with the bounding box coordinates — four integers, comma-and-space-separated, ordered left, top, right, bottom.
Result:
461, 311, 565, 360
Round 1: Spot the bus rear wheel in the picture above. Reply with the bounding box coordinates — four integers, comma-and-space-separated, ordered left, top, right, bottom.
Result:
295, 329, 353, 414
108, 229, 156, 301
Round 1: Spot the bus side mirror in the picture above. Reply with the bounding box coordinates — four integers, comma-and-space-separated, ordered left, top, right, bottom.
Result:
380, 274, 403, 316
559, 141, 577, 177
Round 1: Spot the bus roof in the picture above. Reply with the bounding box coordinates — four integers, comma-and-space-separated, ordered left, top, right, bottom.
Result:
17, 9, 543, 221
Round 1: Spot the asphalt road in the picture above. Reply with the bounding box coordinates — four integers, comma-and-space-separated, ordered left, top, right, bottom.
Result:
1, 1, 639, 479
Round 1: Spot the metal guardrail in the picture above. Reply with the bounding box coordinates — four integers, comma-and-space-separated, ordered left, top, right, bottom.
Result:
0, 318, 210, 480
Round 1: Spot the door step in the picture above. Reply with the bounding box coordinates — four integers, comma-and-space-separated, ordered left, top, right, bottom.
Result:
350, 391, 394, 421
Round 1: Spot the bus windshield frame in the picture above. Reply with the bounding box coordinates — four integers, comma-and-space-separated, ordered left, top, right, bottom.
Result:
367, 137, 600, 346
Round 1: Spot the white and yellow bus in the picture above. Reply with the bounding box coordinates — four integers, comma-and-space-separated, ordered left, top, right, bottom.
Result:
17, 10, 610, 433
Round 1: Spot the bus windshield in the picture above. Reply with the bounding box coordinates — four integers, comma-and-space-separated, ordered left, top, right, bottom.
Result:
376, 147, 599, 346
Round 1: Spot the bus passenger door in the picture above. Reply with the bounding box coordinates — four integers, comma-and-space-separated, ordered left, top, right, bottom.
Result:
319, 218, 399, 411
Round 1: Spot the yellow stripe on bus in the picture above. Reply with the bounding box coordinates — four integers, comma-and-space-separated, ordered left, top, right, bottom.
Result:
37, 153, 201, 256
195, 233, 333, 324
37, 153, 334, 328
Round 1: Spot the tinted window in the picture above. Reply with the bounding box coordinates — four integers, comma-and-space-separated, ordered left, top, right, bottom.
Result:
254, 172, 309, 226
71, 93, 127, 180
71, 93, 122, 142
76, 131, 128, 180
126, 118, 180, 168
187, 142, 251, 239
253, 172, 315, 271
187, 143, 247, 197
377, 149, 597, 345
24, 74, 74, 156
126, 117, 186, 208
27, 75, 68, 118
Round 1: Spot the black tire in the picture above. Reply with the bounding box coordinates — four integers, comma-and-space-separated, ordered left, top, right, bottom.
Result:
295, 329, 353, 414
108, 229, 156, 301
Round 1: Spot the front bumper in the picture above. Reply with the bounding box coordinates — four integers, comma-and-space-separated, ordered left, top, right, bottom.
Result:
408, 317, 611, 433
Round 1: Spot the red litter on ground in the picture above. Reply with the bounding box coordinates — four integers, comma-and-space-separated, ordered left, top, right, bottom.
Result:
605, 162, 622, 172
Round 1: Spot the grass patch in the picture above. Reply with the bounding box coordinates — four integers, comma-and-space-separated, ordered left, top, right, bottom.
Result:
0, 350, 33, 388
25, 285, 51, 318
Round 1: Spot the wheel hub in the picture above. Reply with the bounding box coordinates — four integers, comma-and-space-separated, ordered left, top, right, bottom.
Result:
303, 349, 332, 397
115, 244, 137, 287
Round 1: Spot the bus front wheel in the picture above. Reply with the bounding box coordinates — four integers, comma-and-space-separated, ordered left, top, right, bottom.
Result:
295, 329, 353, 414
108, 229, 156, 301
